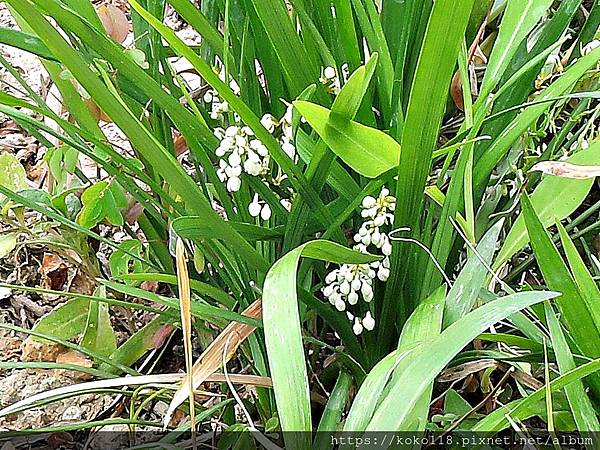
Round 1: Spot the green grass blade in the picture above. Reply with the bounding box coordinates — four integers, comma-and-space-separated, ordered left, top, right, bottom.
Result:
558, 222, 600, 330
314, 371, 352, 450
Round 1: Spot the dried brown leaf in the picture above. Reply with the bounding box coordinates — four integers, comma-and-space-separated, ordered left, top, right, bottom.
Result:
530, 160, 600, 179
164, 299, 262, 426
97, 4, 129, 44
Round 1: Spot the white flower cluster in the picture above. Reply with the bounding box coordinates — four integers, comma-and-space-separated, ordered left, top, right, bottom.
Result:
213, 102, 298, 194
321, 188, 396, 335
202, 68, 240, 121
214, 125, 270, 192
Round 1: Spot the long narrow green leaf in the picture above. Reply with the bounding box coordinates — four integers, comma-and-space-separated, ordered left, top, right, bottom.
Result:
521, 194, 600, 398
477, 0, 554, 101
545, 302, 600, 434
383, 0, 476, 338
443, 220, 503, 326
263, 241, 379, 450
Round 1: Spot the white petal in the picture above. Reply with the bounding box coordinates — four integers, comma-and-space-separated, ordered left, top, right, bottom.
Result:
335, 298, 346, 311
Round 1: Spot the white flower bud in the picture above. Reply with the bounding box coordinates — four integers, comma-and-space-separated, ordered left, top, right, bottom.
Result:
324, 66, 336, 79
361, 283, 373, 302
228, 151, 241, 167
346, 311, 354, 321
260, 203, 272, 221
226, 176, 241, 192
371, 229, 381, 246
377, 267, 390, 281
325, 271, 337, 284
335, 297, 346, 311
351, 278, 361, 291
249, 195, 261, 217
382, 241, 392, 256
348, 291, 359, 305
323, 285, 334, 297
353, 318, 363, 335
225, 126, 238, 137
203, 91, 214, 103
363, 312, 375, 331
340, 281, 351, 295
373, 215, 385, 227
362, 196, 376, 208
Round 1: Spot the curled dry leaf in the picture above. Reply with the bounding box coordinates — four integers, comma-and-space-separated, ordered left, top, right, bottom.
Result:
530, 161, 600, 179
55, 349, 94, 380
97, 4, 129, 44
163, 299, 263, 427
39, 253, 69, 290
450, 71, 465, 111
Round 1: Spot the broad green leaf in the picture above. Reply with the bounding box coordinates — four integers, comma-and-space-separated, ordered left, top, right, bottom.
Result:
293, 101, 400, 178
263, 240, 379, 450
343, 349, 411, 432
101, 317, 166, 373
109, 239, 144, 278
444, 220, 503, 326
81, 286, 117, 357
545, 302, 600, 435
342, 289, 445, 437
77, 181, 124, 228
494, 142, 600, 270
0, 152, 27, 201
389, 286, 446, 431
0, 232, 17, 258
33, 297, 90, 342
364, 290, 558, 434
